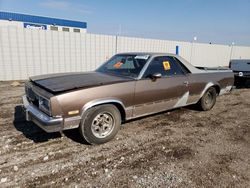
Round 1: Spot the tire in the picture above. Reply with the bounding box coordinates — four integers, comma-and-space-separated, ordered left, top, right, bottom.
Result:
197, 87, 217, 111
79, 104, 121, 145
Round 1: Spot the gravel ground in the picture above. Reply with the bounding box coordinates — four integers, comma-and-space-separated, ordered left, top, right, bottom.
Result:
0, 81, 250, 188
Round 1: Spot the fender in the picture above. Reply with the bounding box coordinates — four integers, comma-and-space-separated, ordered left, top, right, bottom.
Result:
198, 82, 220, 100
63, 98, 127, 130
80, 98, 127, 120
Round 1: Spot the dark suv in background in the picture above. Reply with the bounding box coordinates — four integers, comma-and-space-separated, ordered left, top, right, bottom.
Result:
229, 59, 250, 87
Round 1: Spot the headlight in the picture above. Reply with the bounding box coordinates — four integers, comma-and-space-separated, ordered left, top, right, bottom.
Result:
39, 97, 51, 115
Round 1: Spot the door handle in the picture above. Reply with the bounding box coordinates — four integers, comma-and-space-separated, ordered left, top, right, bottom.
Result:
183, 81, 189, 86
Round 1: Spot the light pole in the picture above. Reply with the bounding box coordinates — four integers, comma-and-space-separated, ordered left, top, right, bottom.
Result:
118, 24, 122, 36
229, 42, 235, 60
115, 24, 122, 54
190, 36, 197, 64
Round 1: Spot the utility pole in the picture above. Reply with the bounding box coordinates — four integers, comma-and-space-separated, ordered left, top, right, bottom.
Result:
190, 36, 197, 64
115, 24, 122, 54
229, 42, 235, 60
118, 24, 122, 36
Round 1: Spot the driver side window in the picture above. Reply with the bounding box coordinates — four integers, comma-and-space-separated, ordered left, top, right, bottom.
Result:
143, 56, 184, 78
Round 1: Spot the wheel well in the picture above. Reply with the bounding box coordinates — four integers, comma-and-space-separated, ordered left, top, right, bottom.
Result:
212, 85, 220, 95
91, 102, 126, 122
110, 102, 126, 122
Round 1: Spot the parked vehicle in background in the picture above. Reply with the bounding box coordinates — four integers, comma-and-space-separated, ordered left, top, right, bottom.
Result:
229, 59, 250, 87
22, 53, 234, 144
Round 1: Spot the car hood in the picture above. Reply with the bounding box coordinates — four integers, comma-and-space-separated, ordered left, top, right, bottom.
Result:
30, 71, 133, 94
230, 60, 250, 72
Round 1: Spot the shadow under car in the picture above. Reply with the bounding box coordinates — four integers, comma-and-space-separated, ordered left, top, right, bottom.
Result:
13, 105, 89, 144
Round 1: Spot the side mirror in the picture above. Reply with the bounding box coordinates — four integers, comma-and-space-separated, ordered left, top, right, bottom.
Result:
149, 73, 162, 81
152, 73, 162, 79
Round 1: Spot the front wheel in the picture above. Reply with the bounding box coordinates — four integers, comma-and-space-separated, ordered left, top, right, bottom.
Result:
79, 104, 121, 145
197, 87, 217, 111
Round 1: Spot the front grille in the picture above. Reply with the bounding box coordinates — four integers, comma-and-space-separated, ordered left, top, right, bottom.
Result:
25, 81, 51, 116
234, 71, 250, 77
25, 82, 39, 108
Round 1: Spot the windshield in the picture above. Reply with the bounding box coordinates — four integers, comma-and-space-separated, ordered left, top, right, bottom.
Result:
96, 54, 150, 78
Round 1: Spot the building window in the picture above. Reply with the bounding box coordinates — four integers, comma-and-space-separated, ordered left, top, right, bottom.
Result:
62, 27, 70, 32
73, 28, 80, 33
50, 26, 58, 31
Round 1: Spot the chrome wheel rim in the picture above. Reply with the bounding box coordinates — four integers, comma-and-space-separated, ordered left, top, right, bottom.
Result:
91, 112, 114, 138
205, 91, 213, 105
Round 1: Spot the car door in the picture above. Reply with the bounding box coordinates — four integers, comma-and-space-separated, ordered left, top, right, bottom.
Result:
133, 56, 190, 117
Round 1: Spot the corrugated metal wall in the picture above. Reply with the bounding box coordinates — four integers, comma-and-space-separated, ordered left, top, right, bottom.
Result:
1, 26, 250, 80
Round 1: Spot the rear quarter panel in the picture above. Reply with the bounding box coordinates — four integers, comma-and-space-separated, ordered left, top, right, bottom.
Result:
187, 71, 234, 104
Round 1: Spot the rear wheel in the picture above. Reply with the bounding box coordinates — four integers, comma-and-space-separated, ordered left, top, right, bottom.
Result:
79, 104, 121, 145
197, 87, 217, 111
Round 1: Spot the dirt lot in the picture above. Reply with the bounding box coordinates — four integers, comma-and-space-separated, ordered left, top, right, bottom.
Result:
0, 81, 250, 188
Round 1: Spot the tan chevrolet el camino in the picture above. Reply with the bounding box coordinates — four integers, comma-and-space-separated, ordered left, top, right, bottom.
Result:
23, 53, 234, 144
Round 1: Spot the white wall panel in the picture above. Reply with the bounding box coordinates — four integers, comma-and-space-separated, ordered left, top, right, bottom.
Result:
232, 46, 250, 59
0, 26, 250, 80
191, 43, 231, 67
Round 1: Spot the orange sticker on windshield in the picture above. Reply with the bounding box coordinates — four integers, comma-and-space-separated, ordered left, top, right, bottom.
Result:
163, 61, 171, 70
113, 61, 123, 68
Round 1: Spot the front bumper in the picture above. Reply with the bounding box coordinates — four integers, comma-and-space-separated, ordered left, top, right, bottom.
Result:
22, 95, 63, 133
234, 71, 250, 78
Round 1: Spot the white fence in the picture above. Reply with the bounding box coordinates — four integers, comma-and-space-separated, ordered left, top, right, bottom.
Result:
1, 26, 250, 80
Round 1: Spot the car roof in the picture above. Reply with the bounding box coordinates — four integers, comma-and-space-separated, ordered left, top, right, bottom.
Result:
115, 52, 205, 74
116, 52, 177, 57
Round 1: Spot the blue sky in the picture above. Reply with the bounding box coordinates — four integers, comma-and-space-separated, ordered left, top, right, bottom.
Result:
0, 0, 250, 46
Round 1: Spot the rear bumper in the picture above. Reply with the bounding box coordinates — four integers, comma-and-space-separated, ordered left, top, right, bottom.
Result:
22, 95, 63, 133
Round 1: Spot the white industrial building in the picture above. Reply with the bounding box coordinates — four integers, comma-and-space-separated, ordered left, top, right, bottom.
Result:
1, 11, 250, 81
0, 11, 87, 33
